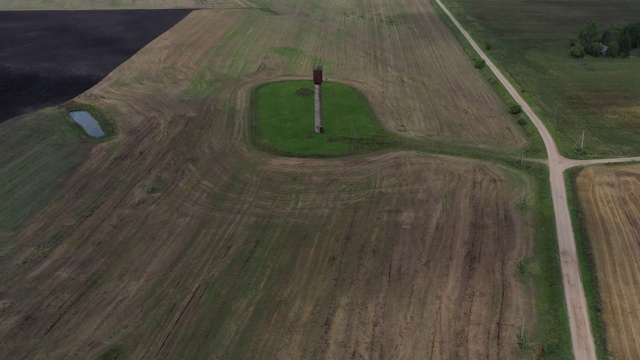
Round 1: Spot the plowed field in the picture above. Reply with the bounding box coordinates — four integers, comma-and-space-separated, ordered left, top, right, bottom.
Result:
0, 10, 191, 123
0, 2, 533, 359
575, 165, 640, 359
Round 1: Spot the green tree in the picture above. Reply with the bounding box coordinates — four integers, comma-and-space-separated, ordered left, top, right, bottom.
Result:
619, 32, 632, 56
601, 27, 620, 57
579, 20, 602, 46
571, 21, 640, 58
584, 42, 602, 57
625, 23, 640, 48
607, 42, 619, 57
570, 44, 586, 58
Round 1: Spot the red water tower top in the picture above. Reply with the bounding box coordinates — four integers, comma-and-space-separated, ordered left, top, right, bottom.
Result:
313, 66, 323, 84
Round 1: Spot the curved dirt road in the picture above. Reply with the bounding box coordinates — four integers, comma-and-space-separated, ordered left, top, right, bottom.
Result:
431, 0, 627, 358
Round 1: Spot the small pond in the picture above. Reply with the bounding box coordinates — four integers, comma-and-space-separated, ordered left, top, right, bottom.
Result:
69, 111, 106, 138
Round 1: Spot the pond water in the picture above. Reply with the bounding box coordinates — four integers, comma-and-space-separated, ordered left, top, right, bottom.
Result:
69, 111, 106, 138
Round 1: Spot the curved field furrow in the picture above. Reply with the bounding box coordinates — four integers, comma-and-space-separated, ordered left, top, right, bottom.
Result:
0, 3, 533, 359
576, 165, 640, 360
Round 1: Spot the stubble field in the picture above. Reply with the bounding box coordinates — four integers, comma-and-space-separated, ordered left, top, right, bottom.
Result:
0, 1, 540, 359
0, 0, 252, 10
575, 165, 640, 359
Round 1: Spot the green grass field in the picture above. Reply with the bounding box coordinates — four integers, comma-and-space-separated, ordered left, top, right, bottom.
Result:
254, 81, 394, 156
440, 0, 640, 158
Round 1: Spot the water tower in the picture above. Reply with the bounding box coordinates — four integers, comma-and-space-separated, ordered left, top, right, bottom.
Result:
313, 66, 323, 133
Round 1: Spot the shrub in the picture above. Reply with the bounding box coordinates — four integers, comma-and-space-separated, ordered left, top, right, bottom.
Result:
570, 44, 586, 58
509, 103, 522, 114
584, 42, 601, 57
607, 42, 619, 57
518, 118, 527, 126
473, 58, 486, 69
485, 42, 492, 51
579, 20, 602, 45
571, 21, 639, 58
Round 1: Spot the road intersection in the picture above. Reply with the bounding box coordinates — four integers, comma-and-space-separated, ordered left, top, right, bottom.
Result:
433, 0, 640, 358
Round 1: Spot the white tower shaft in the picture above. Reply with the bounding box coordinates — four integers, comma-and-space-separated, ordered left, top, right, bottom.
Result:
314, 84, 323, 133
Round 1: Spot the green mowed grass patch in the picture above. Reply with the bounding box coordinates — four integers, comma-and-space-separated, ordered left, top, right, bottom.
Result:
254, 81, 394, 157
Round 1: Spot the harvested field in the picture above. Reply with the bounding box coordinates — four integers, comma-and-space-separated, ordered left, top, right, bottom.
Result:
186, 0, 527, 150
575, 165, 640, 359
0, 143, 532, 358
0, 1, 535, 359
1, 0, 528, 148
0, 0, 251, 10
0, 10, 191, 123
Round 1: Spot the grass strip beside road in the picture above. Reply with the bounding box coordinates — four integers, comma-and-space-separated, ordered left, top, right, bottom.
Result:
519, 163, 573, 357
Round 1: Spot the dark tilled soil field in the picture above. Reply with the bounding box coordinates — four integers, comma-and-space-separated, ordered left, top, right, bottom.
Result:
0, 10, 191, 122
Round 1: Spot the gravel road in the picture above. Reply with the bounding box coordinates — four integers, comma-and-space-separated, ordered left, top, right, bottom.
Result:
432, 0, 605, 358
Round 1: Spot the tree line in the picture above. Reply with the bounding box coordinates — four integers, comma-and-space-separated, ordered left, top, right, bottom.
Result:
569, 20, 640, 58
